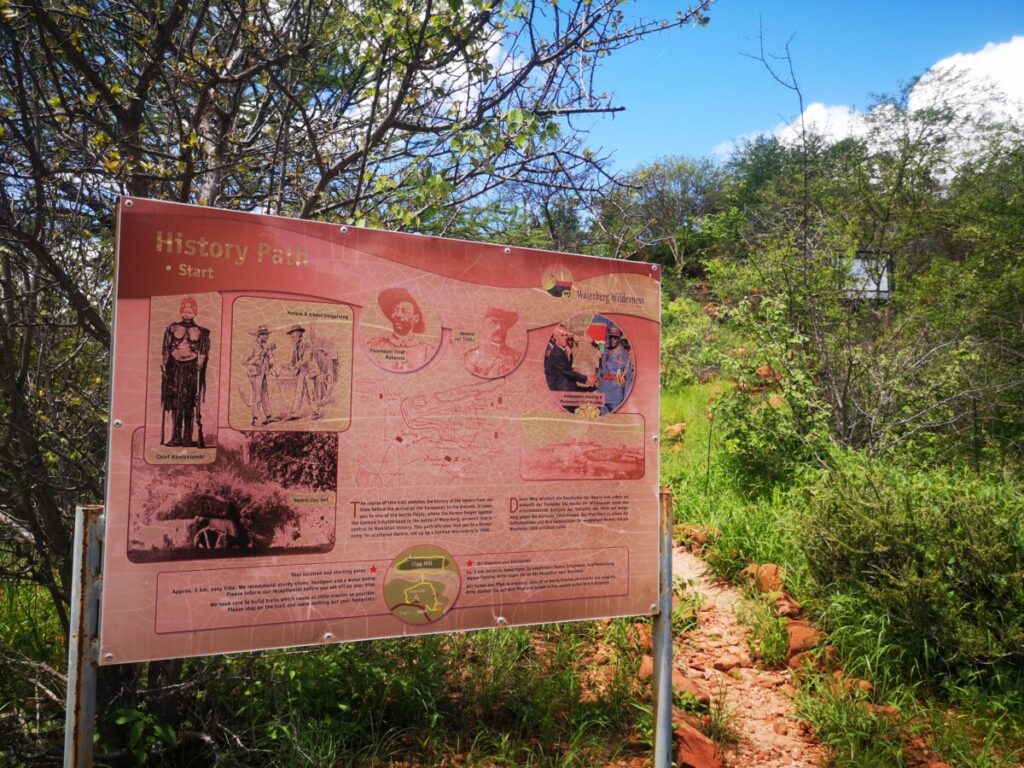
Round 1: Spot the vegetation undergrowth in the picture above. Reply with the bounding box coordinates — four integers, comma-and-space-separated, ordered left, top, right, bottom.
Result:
661, 289, 1024, 767
0, 609, 655, 767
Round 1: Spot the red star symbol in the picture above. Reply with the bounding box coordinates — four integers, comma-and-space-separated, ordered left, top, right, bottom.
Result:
369, 565, 377, 574
466, 559, 474, 568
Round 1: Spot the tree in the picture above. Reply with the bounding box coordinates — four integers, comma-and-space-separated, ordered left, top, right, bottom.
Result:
595, 155, 725, 272
709, 66, 1024, 465
0, 0, 714, 758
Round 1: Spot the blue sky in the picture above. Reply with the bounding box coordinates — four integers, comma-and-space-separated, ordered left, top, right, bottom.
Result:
584, 0, 1024, 170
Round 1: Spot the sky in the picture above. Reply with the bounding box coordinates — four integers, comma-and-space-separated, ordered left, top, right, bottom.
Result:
583, 0, 1024, 170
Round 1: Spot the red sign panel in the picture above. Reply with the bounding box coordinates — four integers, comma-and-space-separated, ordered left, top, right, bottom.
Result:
100, 197, 661, 663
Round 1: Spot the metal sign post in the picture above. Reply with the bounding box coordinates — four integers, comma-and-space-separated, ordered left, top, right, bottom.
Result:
64, 505, 104, 768
652, 487, 674, 767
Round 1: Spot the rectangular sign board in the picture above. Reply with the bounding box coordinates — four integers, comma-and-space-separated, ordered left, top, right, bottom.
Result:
100, 197, 661, 663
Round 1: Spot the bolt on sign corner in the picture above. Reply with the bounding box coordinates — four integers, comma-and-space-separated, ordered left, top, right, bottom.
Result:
100, 197, 661, 663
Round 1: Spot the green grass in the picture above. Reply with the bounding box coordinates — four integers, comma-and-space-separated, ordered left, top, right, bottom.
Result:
97, 622, 648, 766
660, 380, 1024, 768
735, 595, 789, 668
0, 579, 67, 765
3, 380, 1020, 767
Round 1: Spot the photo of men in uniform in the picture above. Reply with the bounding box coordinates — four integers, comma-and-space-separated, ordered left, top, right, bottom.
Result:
461, 307, 524, 378
543, 316, 636, 415
363, 287, 438, 372
596, 325, 634, 413
544, 323, 596, 393
241, 324, 277, 426
161, 296, 211, 447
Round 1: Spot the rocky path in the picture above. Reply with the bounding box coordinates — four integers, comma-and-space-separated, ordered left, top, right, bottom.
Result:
670, 547, 828, 768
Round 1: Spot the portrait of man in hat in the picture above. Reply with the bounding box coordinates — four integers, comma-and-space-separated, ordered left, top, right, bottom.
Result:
285, 323, 321, 420
160, 296, 211, 447
596, 324, 634, 413
461, 307, 523, 378
241, 324, 277, 426
364, 287, 437, 372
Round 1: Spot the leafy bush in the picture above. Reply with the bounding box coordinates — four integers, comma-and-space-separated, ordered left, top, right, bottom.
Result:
799, 453, 1024, 684
716, 387, 813, 490
709, 298, 834, 492
660, 297, 721, 388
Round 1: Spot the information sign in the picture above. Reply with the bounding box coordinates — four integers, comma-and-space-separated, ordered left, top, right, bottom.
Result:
100, 197, 661, 663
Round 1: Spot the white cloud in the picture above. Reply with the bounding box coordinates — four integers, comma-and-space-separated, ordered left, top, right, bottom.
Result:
718, 36, 1024, 159
909, 36, 1024, 125
772, 102, 869, 145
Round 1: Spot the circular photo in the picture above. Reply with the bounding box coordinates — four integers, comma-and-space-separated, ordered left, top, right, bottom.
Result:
453, 306, 527, 379
543, 313, 635, 415
360, 287, 441, 373
383, 544, 461, 625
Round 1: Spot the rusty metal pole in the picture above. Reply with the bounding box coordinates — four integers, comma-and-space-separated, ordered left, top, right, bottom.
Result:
64, 505, 104, 768
652, 486, 674, 768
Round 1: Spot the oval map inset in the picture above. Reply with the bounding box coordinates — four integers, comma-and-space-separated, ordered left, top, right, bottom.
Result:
383, 544, 461, 625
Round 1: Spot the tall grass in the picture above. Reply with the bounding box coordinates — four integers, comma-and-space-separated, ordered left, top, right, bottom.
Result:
661, 381, 1024, 768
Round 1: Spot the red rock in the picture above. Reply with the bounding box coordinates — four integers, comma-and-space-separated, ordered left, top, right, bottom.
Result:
672, 668, 711, 705
821, 644, 842, 671
825, 670, 873, 696
738, 563, 783, 593
674, 720, 724, 768
786, 651, 808, 671
664, 422, 687, 439
713, 653, 741, 672
672, 704, 703, 730
926, 762, 951, 768
773, 721, 789, 735
638, 655, 655, 680
785, 620, 824, 659
775, 592, 802, 617
677, 524, 719, 549
687, 526, 708, 546
786, 644, 840, 673
628, 622, 654, 653
867, 703, 901, 722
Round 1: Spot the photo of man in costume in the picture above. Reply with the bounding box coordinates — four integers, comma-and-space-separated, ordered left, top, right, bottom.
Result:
285, 324, 321, 420
365, 287, 436, 372
462, 307, 523, 378
161, 296, 211, 447
596, 325, 634, 413
241, 324, 277, 426
544, 324, 597, 395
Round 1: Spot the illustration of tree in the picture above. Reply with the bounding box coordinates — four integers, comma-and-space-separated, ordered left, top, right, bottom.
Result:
248, 432, 338, 491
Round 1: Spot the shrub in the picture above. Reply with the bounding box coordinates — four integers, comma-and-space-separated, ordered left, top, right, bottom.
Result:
799, 453, 1024, 685
660, 297, 721, 388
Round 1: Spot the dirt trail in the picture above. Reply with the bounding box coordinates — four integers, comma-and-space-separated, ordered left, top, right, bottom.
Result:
672, 546, 828, 767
